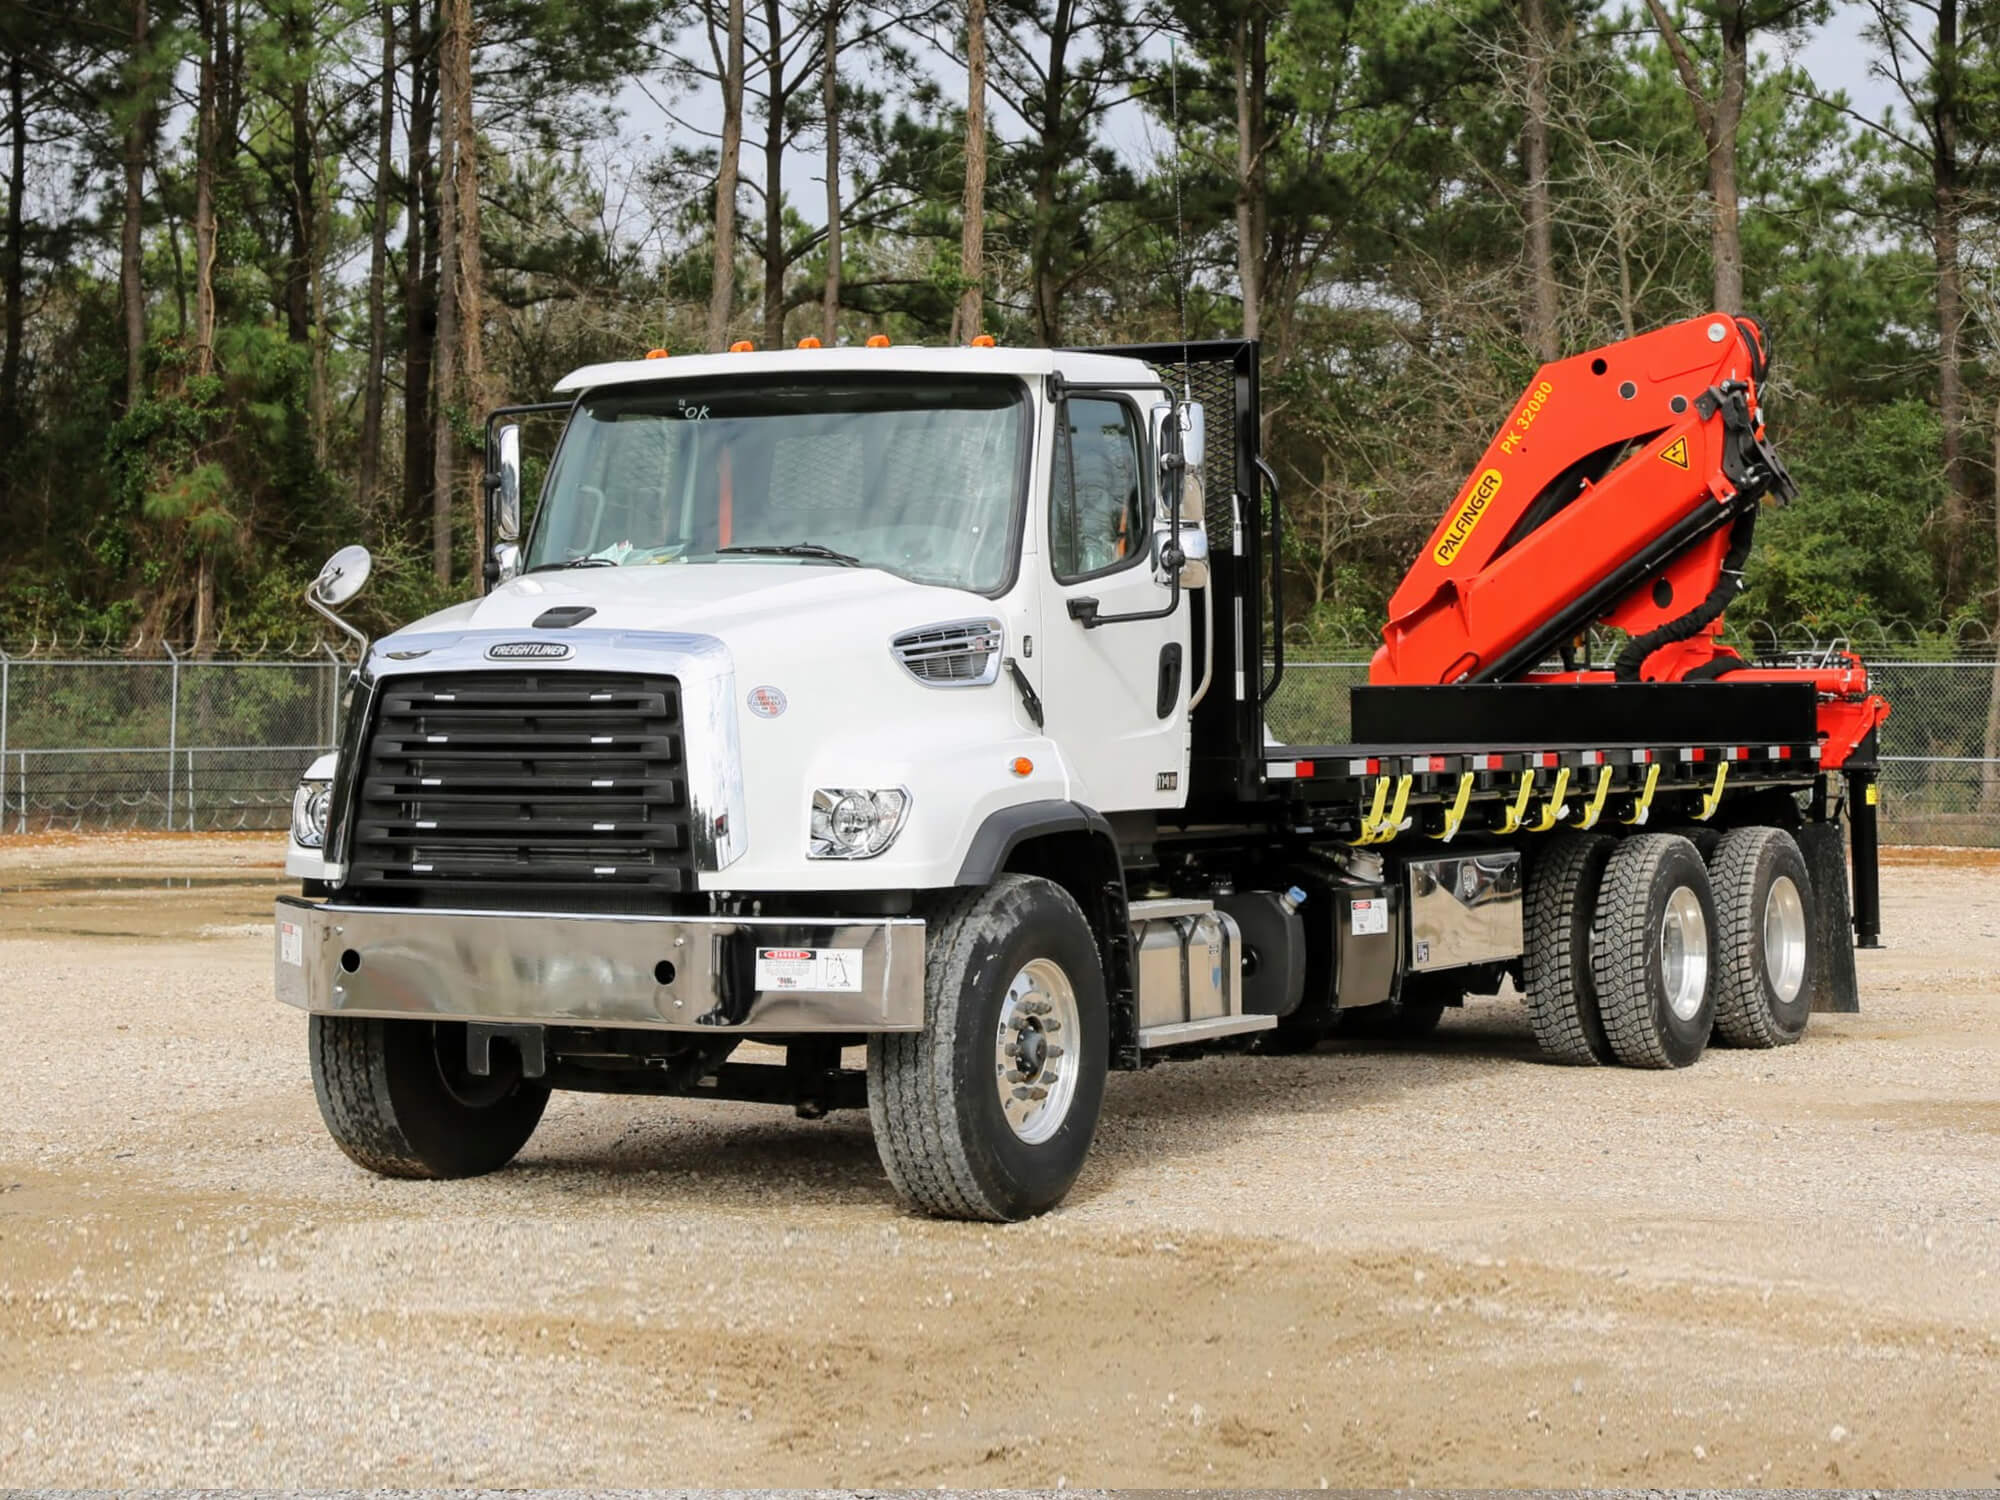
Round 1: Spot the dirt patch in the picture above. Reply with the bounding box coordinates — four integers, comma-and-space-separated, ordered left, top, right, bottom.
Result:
1, 837, 1997, 1486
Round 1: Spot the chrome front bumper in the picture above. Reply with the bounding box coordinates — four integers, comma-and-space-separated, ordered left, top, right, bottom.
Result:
273, 896, 925, 1033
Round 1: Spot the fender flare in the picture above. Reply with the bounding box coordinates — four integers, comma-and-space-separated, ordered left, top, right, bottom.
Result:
954, 799, 1118, 887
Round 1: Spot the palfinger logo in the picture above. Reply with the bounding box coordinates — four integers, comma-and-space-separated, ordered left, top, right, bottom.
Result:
1432, 468, 1504, 565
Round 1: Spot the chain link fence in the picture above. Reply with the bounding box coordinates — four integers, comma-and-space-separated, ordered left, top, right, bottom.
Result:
1, 642, 1994, 846
0, 647, 346, 833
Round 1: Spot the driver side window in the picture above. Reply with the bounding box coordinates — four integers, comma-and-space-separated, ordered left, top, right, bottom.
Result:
1051, 397, 1146, 582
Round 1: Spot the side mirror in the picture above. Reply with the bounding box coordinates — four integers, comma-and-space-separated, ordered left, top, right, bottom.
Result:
493, 424, 523, 542
1153, 516, 1211, 589
311, 545, 373, 608
1177, 401, 1207, 471
491, 541, 522, 583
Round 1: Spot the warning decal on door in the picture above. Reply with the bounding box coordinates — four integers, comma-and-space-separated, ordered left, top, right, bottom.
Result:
1659, 436, 1690, 470
754, 947, 864, 993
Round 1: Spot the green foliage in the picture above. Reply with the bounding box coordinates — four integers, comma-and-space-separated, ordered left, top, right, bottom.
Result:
0, 0, 1994, 653
1736, 400, 1958, 630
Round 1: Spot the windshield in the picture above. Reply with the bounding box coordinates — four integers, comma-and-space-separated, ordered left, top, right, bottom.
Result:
523, 376, 1030, 593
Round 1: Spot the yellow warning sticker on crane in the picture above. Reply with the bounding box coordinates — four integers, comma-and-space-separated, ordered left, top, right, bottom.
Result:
1659, 436, 1691, 470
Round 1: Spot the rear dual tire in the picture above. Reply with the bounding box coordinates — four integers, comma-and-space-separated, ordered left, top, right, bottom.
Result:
1708, 826, 1815, 1048
1592, 834, 1717, 1069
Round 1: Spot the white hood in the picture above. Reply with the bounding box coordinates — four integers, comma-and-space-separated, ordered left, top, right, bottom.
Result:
395, 560, 991, 644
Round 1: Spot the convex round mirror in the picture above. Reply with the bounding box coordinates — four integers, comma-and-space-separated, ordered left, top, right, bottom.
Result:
312, 545, 373, 608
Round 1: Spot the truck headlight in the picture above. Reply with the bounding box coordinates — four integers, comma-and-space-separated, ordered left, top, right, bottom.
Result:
808, 787, 910, 859
291, 778, 332, 849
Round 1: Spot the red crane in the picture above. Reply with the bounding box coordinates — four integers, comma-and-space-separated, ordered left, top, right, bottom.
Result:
1370, 313, 1888, 768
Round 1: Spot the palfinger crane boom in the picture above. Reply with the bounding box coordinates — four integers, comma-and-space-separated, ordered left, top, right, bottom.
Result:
1370, 313, 1887, 769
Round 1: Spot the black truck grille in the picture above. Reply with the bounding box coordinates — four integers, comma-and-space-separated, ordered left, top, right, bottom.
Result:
347, 671, 694, 907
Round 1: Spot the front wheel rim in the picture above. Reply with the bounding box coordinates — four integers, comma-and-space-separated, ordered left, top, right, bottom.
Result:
1763, 874, 1808, 1004
1659, 885, 1710, 1022
995, 958, 1081, 1145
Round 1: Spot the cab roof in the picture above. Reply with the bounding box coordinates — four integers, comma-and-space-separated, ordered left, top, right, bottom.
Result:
552, 343, 1162, 395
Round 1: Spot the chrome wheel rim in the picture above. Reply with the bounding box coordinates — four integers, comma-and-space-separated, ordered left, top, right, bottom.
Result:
1659, 885, 1709, 1022
995, 958, 1080, 1145
1763, 874, 1808, 1004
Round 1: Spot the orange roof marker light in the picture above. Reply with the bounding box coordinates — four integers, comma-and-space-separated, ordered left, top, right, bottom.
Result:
796, 336, 822, 349
729, 339, 755, 353
971, 334, 997, 348
866, 334, 891, 348
644, 348, 670, 360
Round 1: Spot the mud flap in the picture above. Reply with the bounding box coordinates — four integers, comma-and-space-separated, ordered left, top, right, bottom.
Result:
1796, 820, 1860, 1013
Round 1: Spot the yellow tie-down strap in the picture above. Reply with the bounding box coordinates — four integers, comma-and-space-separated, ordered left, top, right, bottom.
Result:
1528, 765, 1572, 833
1350, 773, 1413, 846
1621, 761, 1661, 825
1429, 771, 1475, 843
1497, 769, 1537, 835
1695, 760, 1730, 821
1575, 763, 1614, 830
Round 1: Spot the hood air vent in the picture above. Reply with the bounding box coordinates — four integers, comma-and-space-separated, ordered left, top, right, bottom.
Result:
891, 619, 1004, 687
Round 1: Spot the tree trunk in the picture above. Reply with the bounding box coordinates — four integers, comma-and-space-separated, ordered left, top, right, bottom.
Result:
284, 45, 313, 348
1521, 0, 1558, 361
951, 0, 987, 343
707, 0, 745, 350
121, 0, 150, 410
760, 0, 786, 349
194, 550, 215, 658
3, 54, 26, 426
447, 0, 485, 564
1640, 0, 1742, 313
431, 0, 464, 584
1232, 9, 1265, 342
191, 0, 218, 377
357, 0, 395, 503
1708, 4, 1746, 314
1028, 0, 1075, 344
1933, 0, 1967, 604
401, 1, 437, 531
821, 1, 841, 345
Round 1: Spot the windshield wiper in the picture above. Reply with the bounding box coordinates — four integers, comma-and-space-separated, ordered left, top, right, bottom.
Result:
524, 557, 620, 573
716, 542, 863, 567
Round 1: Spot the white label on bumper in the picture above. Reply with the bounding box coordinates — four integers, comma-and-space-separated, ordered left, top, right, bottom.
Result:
1350, 898, 1388, 936
754, 946, 864, 993
279, 920, 303, 966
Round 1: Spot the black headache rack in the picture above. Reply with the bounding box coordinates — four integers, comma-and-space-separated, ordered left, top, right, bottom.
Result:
1074, 339, 1275, 802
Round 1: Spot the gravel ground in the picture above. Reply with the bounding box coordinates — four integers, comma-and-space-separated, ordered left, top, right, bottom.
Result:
1, 835, 1997, 1488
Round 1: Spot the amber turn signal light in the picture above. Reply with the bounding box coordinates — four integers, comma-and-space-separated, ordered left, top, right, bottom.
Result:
1010, 757, 1033, 778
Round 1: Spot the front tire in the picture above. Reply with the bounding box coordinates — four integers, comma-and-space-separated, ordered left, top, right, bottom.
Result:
1591, 834, 1717, 1069
309, 1016, 550, 1178
1709, 826, 1815, 1047
868, 875, 1109, 1221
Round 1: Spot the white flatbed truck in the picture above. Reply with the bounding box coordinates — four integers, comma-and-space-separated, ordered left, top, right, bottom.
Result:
277, 331, 1886, 1219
